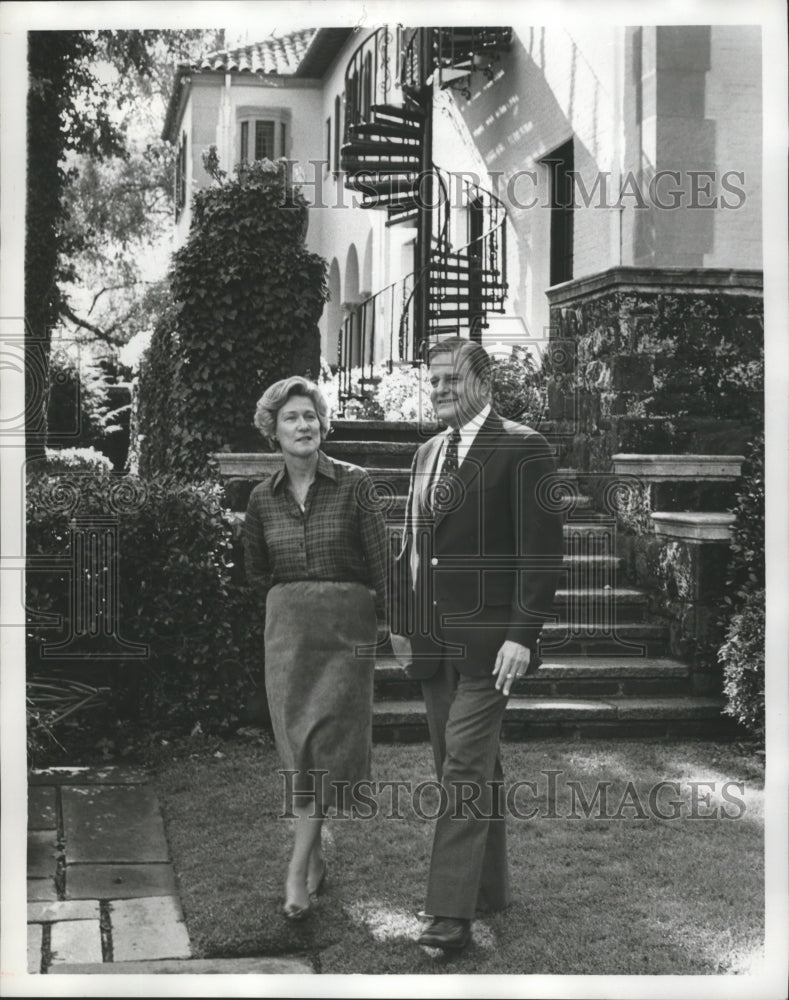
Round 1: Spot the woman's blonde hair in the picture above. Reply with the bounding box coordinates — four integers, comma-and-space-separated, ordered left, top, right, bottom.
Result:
253, 376, 331, 449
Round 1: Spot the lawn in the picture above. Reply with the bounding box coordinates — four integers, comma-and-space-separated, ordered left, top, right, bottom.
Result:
152, 734, 764, 976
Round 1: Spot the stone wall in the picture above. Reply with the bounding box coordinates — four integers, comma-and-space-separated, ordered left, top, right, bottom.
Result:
546, 266, 763, 472
616, 527, 732, 690
545, 266, 763, 687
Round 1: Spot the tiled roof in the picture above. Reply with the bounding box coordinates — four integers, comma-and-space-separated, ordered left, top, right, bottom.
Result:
162, 27, 355, 142
192, 29, 317, 75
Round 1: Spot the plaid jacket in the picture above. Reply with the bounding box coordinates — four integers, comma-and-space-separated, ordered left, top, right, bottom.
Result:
243, 450, 389, 618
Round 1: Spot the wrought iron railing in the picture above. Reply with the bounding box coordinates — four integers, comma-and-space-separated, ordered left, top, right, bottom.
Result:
399, 27, 424, 94
343, 26, 401, 140
337, 165, 508, 406
400, 26, 513, 95
337, 272, 416, 406
337, 26, 512, 406
428, 165, 508, 321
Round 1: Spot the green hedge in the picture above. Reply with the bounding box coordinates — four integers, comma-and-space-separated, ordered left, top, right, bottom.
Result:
137, 159, 328, 478
724, 432, 764, 603
717, 432, 765, 736
26, 471, 265, 733
719, 587, 765, 739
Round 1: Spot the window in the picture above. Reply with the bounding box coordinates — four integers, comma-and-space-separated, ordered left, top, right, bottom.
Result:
175, 131, 187, 221
545, 139, 574, 285
325, 117, 331, 173
236, 107, 290, 165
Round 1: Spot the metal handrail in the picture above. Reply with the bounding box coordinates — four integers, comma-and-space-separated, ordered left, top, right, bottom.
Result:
337, 163, 509, 405
401, 27, 512, 94
428, 165, 508, 317
343, 26, 400, 142
338, 272, 416, 407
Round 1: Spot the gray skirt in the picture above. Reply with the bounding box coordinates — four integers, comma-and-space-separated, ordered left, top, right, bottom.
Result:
264, 580, 377, 811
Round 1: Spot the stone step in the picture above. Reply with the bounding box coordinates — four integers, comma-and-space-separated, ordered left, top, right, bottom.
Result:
373, 653, 690, 700
323, 440, 417, 468
562, 521, 620, 553
539, 622, 668, 657
329, 420, 432, 444
371, 695, 733, 741
551, 588, 648, 622
564, 553, 623, 567
227, 510, 639, 575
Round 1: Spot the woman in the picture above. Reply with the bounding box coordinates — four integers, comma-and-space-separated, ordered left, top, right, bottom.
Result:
243, 376, 388, 921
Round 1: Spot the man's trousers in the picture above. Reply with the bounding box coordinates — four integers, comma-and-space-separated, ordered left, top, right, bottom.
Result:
421, 656, 510, 920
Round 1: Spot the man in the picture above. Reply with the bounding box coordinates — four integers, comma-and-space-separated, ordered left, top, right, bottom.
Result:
390, 337, 564, 951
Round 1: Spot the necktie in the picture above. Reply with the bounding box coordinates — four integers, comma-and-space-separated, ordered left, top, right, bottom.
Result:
428, 429, 461, 514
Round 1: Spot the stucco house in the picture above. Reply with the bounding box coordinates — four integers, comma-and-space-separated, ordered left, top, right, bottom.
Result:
162, 23, 764, 735
162, 23, 761, 395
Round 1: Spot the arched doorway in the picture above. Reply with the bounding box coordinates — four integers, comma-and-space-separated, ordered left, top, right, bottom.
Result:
343, 244, 361, 368
325, 258, 342, 367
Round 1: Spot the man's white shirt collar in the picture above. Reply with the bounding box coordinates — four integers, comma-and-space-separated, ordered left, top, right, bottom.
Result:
443, 402, 491, 467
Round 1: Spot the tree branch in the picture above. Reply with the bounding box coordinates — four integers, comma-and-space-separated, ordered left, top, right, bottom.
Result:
59, 301, 126, 347
88, 282, 145, 315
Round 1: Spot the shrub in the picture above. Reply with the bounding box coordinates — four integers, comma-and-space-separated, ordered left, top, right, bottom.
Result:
723, 431, 764, 605
137, 158, 328, 478
715, 432, 765, 732
44, 446, 113, 473
719, 587, 765, 739
491, 351, 545, 422
26, 471, 265, 734
46, 349, 131, 469
47, 349, 110, 448
330, 349, 546, 423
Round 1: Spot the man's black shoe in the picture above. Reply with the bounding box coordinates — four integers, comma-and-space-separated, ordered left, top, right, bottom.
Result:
416, 916, 471, 950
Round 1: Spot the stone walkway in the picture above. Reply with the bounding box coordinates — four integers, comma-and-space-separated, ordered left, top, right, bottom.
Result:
27, 765, 313, 975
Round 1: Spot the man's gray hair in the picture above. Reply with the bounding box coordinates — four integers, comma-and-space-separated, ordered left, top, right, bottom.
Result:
427, 337, 493, 382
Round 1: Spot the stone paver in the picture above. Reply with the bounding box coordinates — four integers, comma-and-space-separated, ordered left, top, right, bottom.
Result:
53, 956, 315, 974
28, 785, 57, 829
27, 924, 43, 974
49, 918, 103, 966
28, 899, 100, 923
66, 862, 177, 899
110, 896, 191, 962
27, 830, 59, 878
28, 878, 58, 901
61, 784, 169, 863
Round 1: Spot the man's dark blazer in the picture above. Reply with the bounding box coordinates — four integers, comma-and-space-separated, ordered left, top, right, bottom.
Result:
392, 409, 565, 680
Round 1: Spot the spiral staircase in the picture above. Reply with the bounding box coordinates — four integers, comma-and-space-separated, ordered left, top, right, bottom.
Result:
337, 26, 512, 406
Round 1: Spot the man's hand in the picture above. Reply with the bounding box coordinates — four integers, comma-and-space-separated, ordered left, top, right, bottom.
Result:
492, 640, 532, 696
390, 633, 413, 669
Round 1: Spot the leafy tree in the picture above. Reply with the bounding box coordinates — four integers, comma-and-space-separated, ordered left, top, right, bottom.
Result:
25, 29, 223, 458
137, 158, 328, 478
